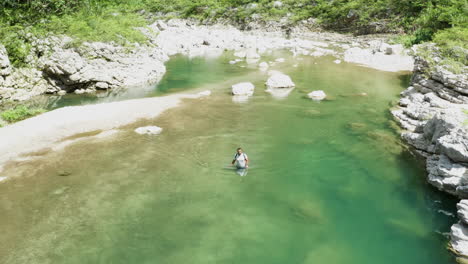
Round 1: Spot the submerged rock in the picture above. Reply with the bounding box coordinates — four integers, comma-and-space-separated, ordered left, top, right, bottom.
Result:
134, 126, 163, 135
266, 87, 294, 99
197, 90, 211, 97
308, 90, 327, 101
265, 71, 295, 89
231, 82, 255, 96
259, 62, 269, 71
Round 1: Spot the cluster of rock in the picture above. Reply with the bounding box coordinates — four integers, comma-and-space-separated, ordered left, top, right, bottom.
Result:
0, 18, 415, 106
230, 71, 297, 103
391, 54, 468, 261
344, 40, 414, 72
231, 71, 330, 103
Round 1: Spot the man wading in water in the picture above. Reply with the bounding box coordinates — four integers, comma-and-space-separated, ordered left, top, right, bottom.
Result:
232, 147, 249, 169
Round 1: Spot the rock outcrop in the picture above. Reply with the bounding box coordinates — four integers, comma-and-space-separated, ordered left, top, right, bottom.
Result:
344, 41, 414, 72
308, 90, 327, 101
392, 53, 468, 261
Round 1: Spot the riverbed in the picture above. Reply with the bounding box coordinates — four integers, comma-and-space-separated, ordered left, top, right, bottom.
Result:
0, 53, 458, 263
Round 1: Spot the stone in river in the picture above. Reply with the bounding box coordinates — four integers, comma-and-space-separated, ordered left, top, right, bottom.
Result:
265, 71, 295, 89
259, 62, 269, 71
135, 126, 163, 135
308, 90, 327, 101
231, 82, 255, 96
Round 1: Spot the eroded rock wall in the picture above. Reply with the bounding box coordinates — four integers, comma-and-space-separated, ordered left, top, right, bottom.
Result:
392, 56, 468, 260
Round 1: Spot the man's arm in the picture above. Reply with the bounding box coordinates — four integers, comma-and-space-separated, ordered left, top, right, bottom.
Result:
231, 159, 236, 165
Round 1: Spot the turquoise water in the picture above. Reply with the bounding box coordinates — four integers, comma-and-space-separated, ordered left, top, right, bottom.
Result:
43, 54, 253, 109
0, 54, 458, 263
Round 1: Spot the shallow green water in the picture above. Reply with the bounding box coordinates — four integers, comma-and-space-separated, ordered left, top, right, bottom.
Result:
0, 54, 458, 264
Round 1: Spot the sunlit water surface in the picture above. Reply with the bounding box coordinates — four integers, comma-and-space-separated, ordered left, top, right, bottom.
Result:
0, 53, 458, 264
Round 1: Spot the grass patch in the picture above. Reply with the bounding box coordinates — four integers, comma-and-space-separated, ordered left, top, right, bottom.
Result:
45, 10, 148, 46
0, 105, 46, 123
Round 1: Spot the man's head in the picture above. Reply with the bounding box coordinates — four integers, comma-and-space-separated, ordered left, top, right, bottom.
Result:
237, 147, 243, 154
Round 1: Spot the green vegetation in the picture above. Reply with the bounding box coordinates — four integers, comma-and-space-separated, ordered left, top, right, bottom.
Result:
0, 105, 46, 123
0, 0, 467, 67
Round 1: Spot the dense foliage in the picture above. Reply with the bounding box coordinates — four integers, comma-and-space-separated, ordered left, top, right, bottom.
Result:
0, 0, 467, 67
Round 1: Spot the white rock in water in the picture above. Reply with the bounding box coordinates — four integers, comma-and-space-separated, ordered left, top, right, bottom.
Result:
57, 90, 67, 96
265, 72, 295, 89
334, 59, 342, 64
259, 62, 269, 71
135, 126, 163, 135
232, 82, 255, 96
0, 45, 11, 76
0, 176, 7, 182
275, 58, 285, 63
308, 90, 327, 100
197, 90, 211, 97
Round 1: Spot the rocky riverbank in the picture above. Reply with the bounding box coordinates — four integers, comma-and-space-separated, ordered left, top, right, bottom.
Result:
0, 18, 413, 108
391, 51, 468, 262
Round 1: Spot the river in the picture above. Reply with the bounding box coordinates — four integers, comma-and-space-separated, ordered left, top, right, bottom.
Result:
0, 52, 458, 263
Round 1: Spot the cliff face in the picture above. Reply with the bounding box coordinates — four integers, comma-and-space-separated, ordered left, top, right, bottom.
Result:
392, 55, 468, 261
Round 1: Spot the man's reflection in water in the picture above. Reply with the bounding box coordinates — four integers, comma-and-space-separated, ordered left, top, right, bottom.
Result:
236, 168, 248, 177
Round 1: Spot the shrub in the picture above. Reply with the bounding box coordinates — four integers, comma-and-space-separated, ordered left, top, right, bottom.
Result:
0, 106, 46, 123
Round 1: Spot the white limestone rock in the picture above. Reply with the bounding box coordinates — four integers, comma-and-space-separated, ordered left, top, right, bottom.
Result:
197, 90, 211, 97
308, 90, 327, 101
451, 222, 468, 257
231, 82, 255, 96
427, 155, 467, 195
259, 62, 269, 71
265, 71, 295, 89
458, 200, 468, 225
134, 126, 163, 135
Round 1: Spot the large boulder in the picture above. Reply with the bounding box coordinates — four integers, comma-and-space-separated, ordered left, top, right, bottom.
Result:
232, 82, 255, 96
427, 154, 467, 195
265, 71, 295, 89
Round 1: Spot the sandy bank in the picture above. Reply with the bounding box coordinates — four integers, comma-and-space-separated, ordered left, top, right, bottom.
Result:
0, 90, 210, 174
